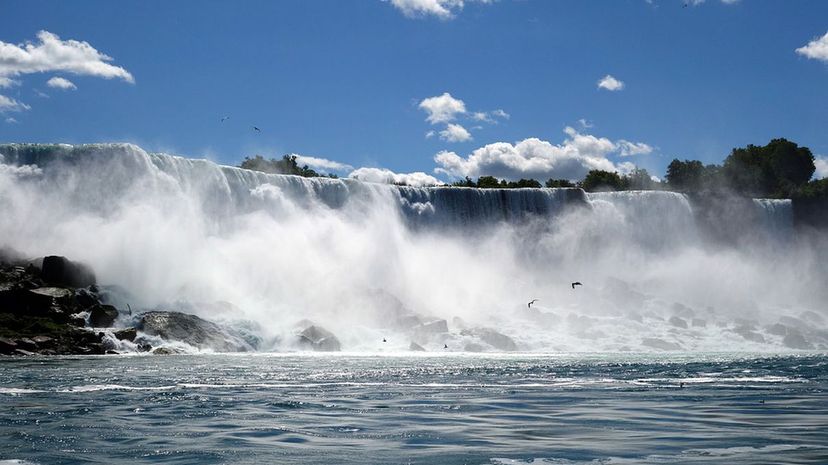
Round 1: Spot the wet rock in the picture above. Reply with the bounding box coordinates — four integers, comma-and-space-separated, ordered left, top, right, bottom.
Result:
152, 347, 178, 355
733, 326, 765, 343
461, 328, 518, 351
413, 319, 448, 340
89, 304, 119, 327
16, 338, 38, 351
139, 311, 252, 352
671, 302, 695, 318
409, 341, 426, 352
32, 335, 54, 346
800, 311, 825, 325
766, 323, 788, 337
113, 327, 137, 342
13, 349, 35, 356
642, 337, 682, 351
0, 337, 18, 354
691, 318, 707, 328
297, 324, 341, 352
74, 288, 100, 309
783, 331, 813, 350
463, 343, 485, 352
40, 256, 96, 289
668, 316, 688, 329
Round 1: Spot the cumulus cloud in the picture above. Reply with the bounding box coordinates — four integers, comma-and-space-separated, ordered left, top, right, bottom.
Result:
419, 92, 466, 124
4, 116, 18, 124
796, 31, 828, 63
471, 109, 510, 123
292, 154, 354, 172
387, 0, 492, 20
0, 31, 133, 83
433, 127, 652, 181
349, 167, 443, 187
46, 76, 76, 90
617, 140, 654, 157
814, 156, 828, 180
439, 123, 472, 143
597, 74, 624, 91
578, 118, 594, 129
0, 94, 30, 113
0, 77, 19, 88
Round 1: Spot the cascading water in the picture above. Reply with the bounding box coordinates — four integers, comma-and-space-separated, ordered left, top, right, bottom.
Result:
0, 143, 825, 352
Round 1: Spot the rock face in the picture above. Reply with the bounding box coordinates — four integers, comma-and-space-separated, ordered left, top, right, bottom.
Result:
40, 256, 96, 289
89, 304, 119, 327
138, 311, 252, 352
461, 328, 518, 351
297, 324, 341, 352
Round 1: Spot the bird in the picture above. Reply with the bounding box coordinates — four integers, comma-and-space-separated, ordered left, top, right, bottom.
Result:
443, 344, 448, 349
528, 299, 539, 308
382, 338, 387, 343
571, 282, 582, 289
759, 399, 765, 404
679, 382, 685, 388
252, 126, 261, 132
220, 116, 230, 122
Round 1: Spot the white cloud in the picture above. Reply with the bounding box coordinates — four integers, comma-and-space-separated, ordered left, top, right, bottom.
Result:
617, 140, 654, 156
425, 130, 436, 139
0, 94, 30, 112
597, 74, 624, 91
292, 154, 353, 172
387, 0, 492, 20
578, 118, 594, 129
349, 167, 443, 186
4, 116, 18, 124
796, 31, 828, 63
419, 92, 466, 124
814, 156, 828, 180
46, 76, 76, 90
0, 77, 19, 88
433, 127, 652, 181
471, 108, 510, 123
439, 123, 472, 143
0, 31, 133, 83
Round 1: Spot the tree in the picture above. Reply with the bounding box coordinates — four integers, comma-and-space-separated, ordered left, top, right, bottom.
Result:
623, 168, 656, 190
239, 154, 322, 177
545, 178, 575, 188
511, 178, 542, 188
580, 170, 626, 192
476, 176, 501, 188
723, 138, 814, 197
666, 159, 705, 192
766, 138, 815, 192
452, 176, 476, 187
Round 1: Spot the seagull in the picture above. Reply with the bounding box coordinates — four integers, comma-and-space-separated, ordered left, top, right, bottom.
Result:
220, 116, 230, 122
382, 338, 387, 343
444, 344, 448, 349
527, 299, 539, 309
571, 282, 582, 289
252, 126, 261, 132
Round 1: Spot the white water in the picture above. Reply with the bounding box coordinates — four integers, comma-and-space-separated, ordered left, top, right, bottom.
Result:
0, 143, 825, 352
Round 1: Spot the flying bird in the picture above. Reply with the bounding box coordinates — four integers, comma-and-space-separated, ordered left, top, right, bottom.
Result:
382, 338, 387, 343
571, 282, 582, 289
527, 299, 539, 308
220, 116, 230, 122
252, 126, 261, 132
443, 344, 448, 349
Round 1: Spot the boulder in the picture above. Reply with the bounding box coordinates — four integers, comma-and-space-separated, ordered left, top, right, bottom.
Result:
691, 318, 707, 328
409, 341, 426, 352
642, 337, 682, 351
0, 337, 18, 354
40, 256, 96, 289
16, 338, 38, 351
297, 325, 341, 352
766, 323, 788, 336
733, 326, 765, 343
668, 316, 688, 329
31, 335, 54, 346
89, 304, 119, 327
783, 331, 813, 350
138, 311, 252, 352
113, 327, 137, 342
461, 328, 518, 351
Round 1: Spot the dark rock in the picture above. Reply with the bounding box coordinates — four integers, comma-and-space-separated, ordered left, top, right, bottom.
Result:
136, 342, 152, 352
642, 338, 682, 351
669, 316, 688, 329
105, 350, 119, 355
113, 327, 137, 342
89, 304, 119, 327
0, 337, 18, 354
152, 347, 182, 355
40, 256, 96, 288
297, 325, 341, 352
461, 328, 518, 351
32, 335, 54, 346
783, 331, 813, 350
74, 288, 100, 309
138, 311, 252, 352
409, 341, 426, 351
13, 349, 35, 356
16, 338, 38, 351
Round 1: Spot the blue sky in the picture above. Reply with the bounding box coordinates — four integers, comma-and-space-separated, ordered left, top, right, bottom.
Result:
1, 0, 827, 183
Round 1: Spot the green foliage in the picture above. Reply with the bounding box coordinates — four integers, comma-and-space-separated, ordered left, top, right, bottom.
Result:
451, 176, 476, 187
545, 179, 575, 188
476, 176, 501, 188
794, 178, 828, 199
624, 168, 657, 190
239, 154, 330, 178
580, 170, 626, 192
722, 138, 814, 197
666, 159, 705, 192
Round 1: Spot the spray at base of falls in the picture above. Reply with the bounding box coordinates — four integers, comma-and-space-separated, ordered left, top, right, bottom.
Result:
0, 143, 825, 353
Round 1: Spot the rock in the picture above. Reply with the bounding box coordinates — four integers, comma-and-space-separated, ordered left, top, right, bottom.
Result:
733, 326, 765, 343
105, 350, 119, 355
461, 328, 518, 351
16, 338, 38, 351
139, 311, 252, 352
89, 304, 119, 327
783, 331, 813, 350
800, 311, 825, 325
74, 288, 100, 309
691, 318, 707, 328
136, 342, 152, 352
31, 335, 54, 346
766, 323, 788, 336
297, 325, 341, 352
668, 316, 688, 329
409, 341, 426, 352
113, 327, 137, 342
40, 256, 96, 289
0, 337, 18, 354
152, 347, 177, 355
464, 343, 485, 352
642, 337, 682, 351
417, 319, 448, 334
13, 349, 36, 356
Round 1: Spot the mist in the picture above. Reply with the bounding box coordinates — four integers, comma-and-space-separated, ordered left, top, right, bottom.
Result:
0, 143, 825, 352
